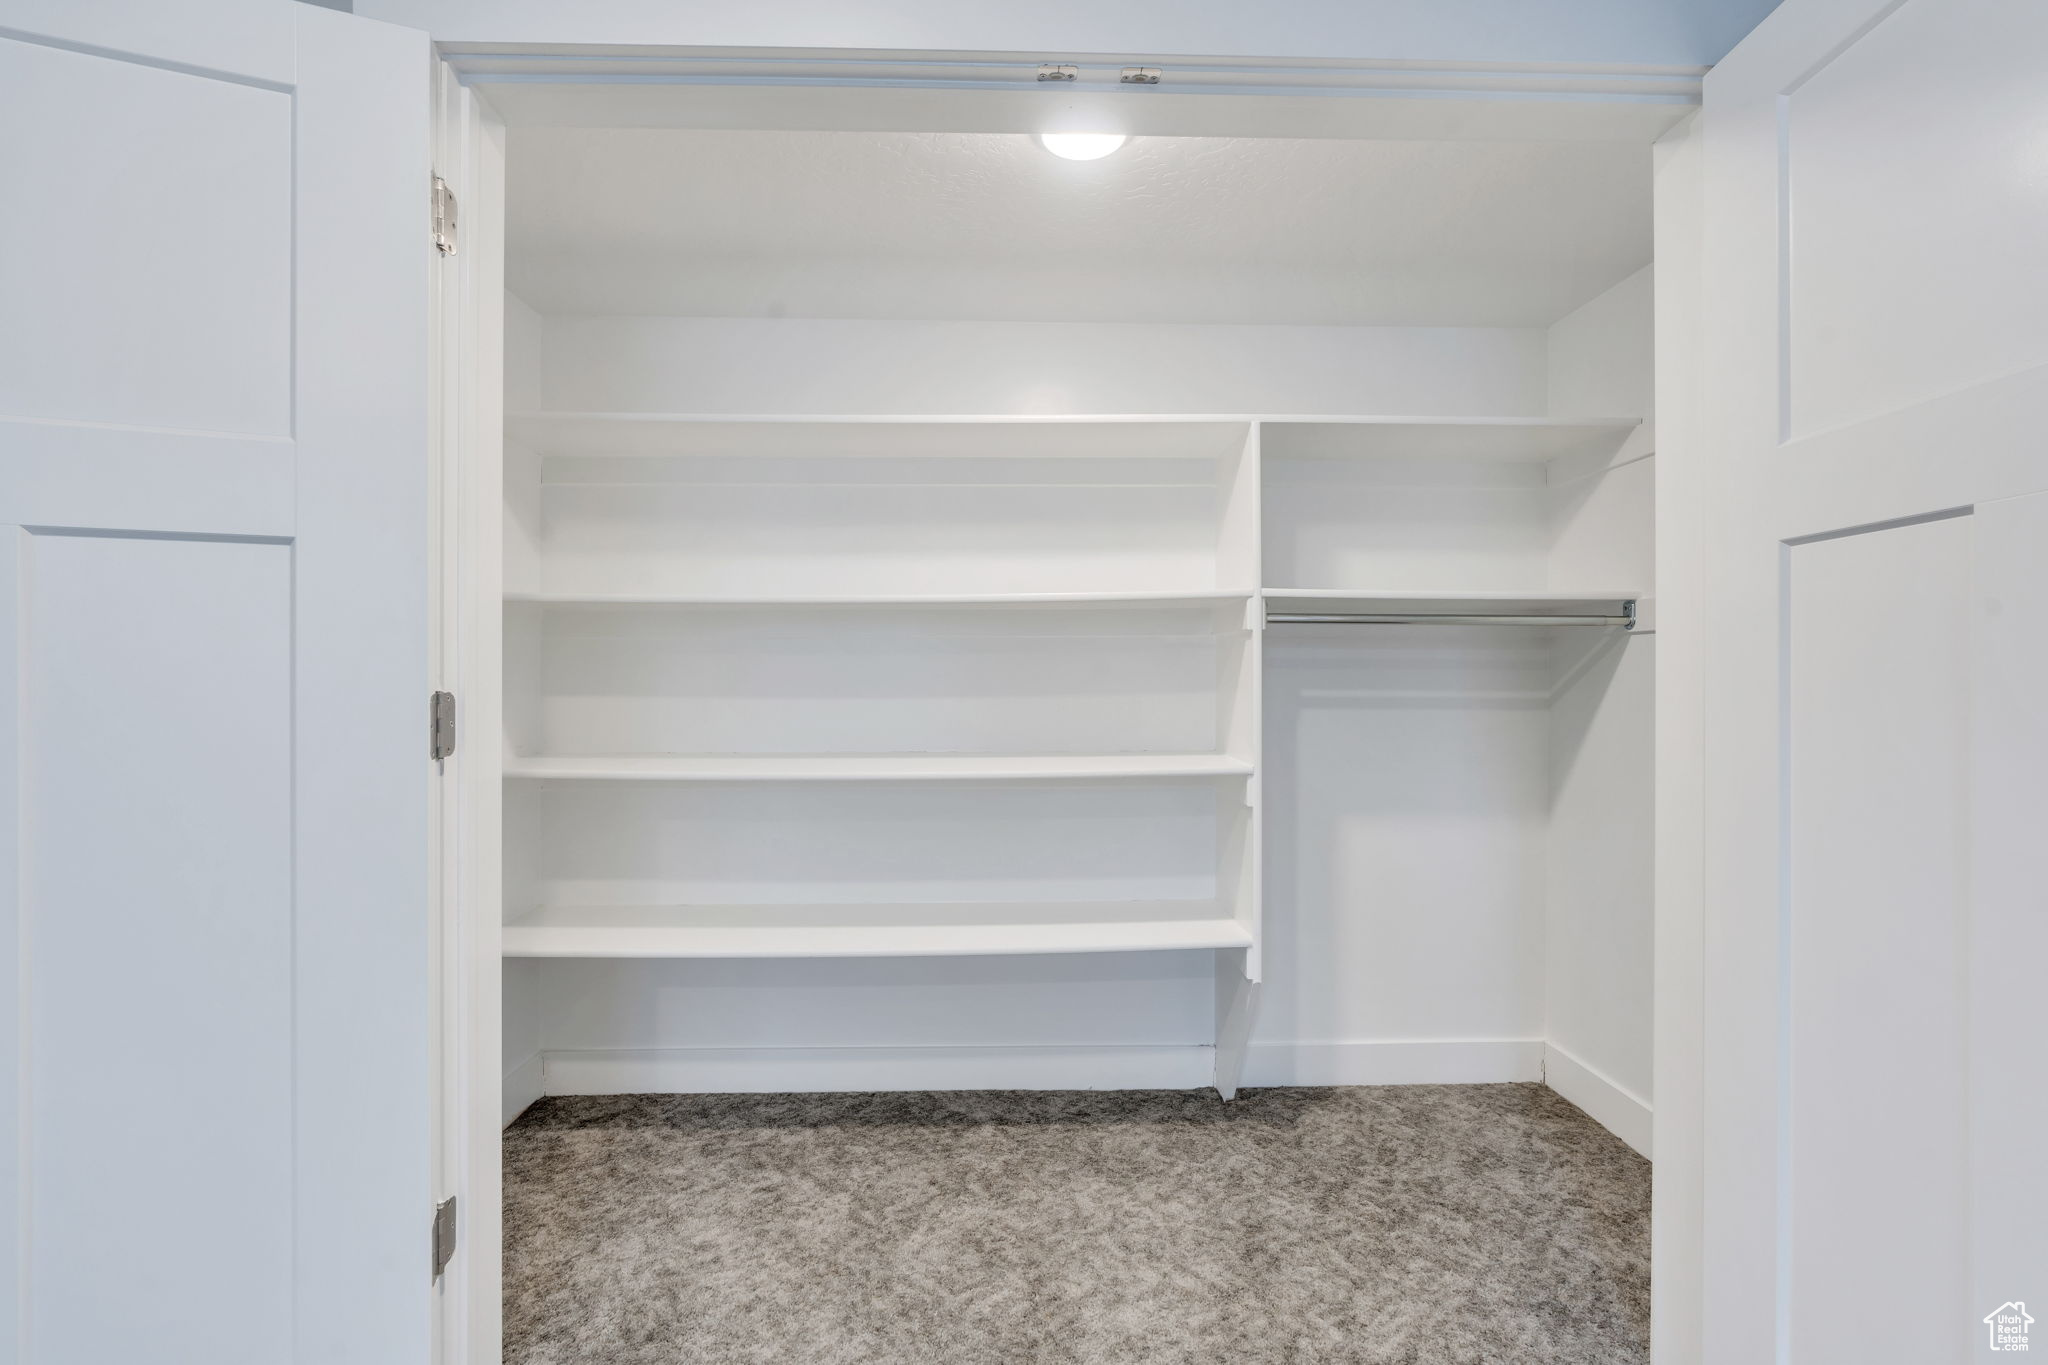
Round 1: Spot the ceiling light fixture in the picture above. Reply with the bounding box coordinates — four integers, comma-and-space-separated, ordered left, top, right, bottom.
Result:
1037, 132, 1127, 161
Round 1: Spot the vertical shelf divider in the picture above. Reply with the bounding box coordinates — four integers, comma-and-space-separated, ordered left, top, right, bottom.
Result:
1214, 420, 1263, 1097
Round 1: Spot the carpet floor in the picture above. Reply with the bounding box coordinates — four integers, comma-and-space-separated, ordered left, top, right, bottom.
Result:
503, 1084, 1649, 1365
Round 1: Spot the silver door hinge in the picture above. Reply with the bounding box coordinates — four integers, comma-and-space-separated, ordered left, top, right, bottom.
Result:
430, 690, 457, 761
432, 175, 457, 255
432, 1196, 458, 1280
1120, 66, 1162, 84
1036, 63, 1079, 81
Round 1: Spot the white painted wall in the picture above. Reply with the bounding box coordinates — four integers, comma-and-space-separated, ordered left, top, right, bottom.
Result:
1541, 267, 1655, 1154
1546, 633, 1654, 1151
503, 129, 1650, 329
501, 959, 544, 1123
1265, 453, 1553, 591
358, 0, 1778, 69
1551, 455, 1654, 593
535, 952, 1218, 1095
1250, 626, 1551, 1086
537, 316, 1548, 417
1545, 476, 1654, 1155
1548, 265, 1653, 421
503, 289, 543, 410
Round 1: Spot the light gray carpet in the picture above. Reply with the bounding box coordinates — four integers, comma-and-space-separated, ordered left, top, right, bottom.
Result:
504, 1085, 1649, 1364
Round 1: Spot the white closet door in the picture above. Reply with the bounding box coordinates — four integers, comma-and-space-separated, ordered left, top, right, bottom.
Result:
1695, 1, 2048, 1361
0, 3, 431, 1363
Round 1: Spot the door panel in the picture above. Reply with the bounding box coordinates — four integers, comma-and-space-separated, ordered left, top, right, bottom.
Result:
1784, 0, 2048, 437
0, 0, 295, 83
0, 3, 431, 1362
1968, 491, 2048, 1341
1786, 514, 1970, 1363
0, 426, 294, 537
1696, 1, 2048, 1361
0, 36, 292, 435
17, 530, 295, 1364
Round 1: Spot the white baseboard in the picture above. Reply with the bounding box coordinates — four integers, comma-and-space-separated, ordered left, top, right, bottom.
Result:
1241, 1038, 1544, 1087
542, 1043, 1217, 1096
533, 1039, 1610, 1117
502, 1050, 545, 1127
1543, 1042, 1652, 1158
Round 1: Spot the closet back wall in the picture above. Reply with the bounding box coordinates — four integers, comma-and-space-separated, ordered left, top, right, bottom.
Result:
534, 315, 1547, 418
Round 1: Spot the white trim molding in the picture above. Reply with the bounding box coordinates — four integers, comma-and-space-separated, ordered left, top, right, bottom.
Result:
540, 1038, 1555, 1098
1242, 1038, 1545, 1087
541, 1044, 1217, 1096
502, 1051, 545, 1127
1543, 1042, 1652, 1157
442, 47, 1703, 104
439, 47, 1699, 144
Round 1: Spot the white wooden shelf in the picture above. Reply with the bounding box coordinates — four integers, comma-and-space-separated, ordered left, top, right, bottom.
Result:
1260, 417, 1642, 463
505, 411, 1640, 463
506, 412, 1251, 459
500, 901, 1254, 959
505, 589, 1254, 609
503, 753, 1255, 782
1265, 588, 1641, 617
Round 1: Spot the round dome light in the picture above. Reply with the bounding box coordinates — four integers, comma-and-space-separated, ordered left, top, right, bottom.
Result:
1037, 132, 1128, 161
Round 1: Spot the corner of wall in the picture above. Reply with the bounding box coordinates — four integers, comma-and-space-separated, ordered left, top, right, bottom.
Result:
502, 1051, 544, 1127
1545, 1040, 1652, 1157
1544, 266, 1655, 421
503, 290, 545, 413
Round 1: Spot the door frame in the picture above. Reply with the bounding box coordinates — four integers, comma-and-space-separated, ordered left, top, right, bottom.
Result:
427, 56, 509, 1365
426, 52, 1707, 1364
1650, 106, 1707, 1365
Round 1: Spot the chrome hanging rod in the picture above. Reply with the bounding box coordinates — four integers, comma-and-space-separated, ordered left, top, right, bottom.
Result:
1267, 603, 1636, 630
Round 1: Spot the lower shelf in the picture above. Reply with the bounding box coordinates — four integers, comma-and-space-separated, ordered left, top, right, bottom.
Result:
501, 901, 1254, 959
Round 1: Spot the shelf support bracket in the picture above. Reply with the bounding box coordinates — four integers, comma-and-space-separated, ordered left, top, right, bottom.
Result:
1214, 950, 1259, 1101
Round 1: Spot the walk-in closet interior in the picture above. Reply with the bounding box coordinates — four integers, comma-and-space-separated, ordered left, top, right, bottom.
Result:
470, 82, 1661, 1337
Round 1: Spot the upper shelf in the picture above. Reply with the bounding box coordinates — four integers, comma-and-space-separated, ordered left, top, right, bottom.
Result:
1266, 588, 1638, 609
1260, 417, 1642, 463
503, 753, 1255, 782
505, 413, 1252, 460
1264, 589, 1640, 626
504, 412, 1641, 463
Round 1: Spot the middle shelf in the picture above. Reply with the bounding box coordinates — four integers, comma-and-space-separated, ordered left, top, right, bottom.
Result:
503, 593, 1259, 776
501, 771, 1259, 959
504, 752, 1255, 782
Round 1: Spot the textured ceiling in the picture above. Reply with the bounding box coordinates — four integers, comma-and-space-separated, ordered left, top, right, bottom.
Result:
506, 129, 1650, 327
